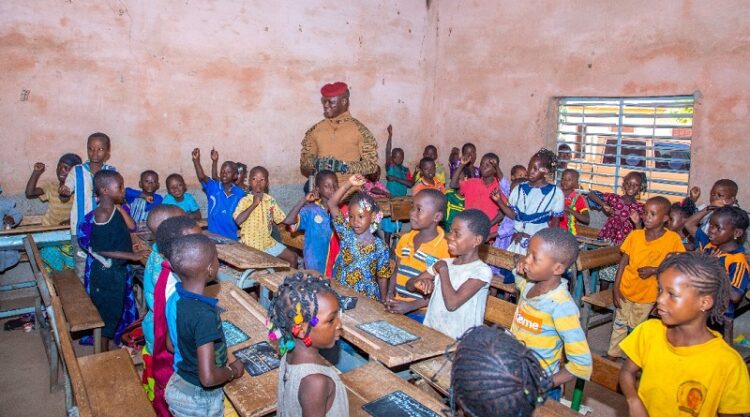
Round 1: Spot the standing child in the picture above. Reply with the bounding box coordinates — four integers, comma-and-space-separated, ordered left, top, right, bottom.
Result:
235, 162, 248, 191
494, 149, 564, 256
269, 273, 349, 417
407, 209, 493, 339
83, 171, 147, 352
558, 169, 590, 235
510, 164, 527, 190
606, 196, 685, 361
412, 157, 446, 195
234, 166, 299, 266
282, 170, 343, 277
25, 153, 82, 271
588, 171, 647, 245
162, 173, 201, 220
125, 170, 164, 224
385, 189, 450, 322
165, 235, 245, 417
450, 152, 507, 239
192, 148, 245, 239
512, 228, 592, 399
0, 184, 22, 272
443, 166, 471, 232
383, 124, 413, 244
362, 166, 390, 199
449, 143, 480, 179
693, 179, 739, 234
685, 205, 750, 342
414, 145, 447, 185
60, 132, 117, 278
327, 175, 391, 301
668, 202, 694, 249
619, 252, 750, 417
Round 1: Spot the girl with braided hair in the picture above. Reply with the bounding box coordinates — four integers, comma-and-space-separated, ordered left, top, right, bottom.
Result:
494, 148, 564, 255
619, 252, 750, 417
451, 326, 552, 417
588, 170, 648, 246
268, 272, 349, 417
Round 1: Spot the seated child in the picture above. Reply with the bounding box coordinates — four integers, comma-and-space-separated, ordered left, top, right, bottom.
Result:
385, 189, 450, 322
443, 166, 471, 232
619, 252, 750, 417
414, 145, 447, 185
669, 201, 695, 249
512, 228, 592, 399
383, 126, 413, 243
448, 146, 460, 177
558, 169, 590, 235
233, 166, 299, 266
588, 171, 647, 245
451, 152, 506, 238
685, 205, 750, 342
495, 149, 564, 255
85, 170, 147, 352
162, 173, 201, 220
165, 234, 245, 417
557, 144, 572, 170
412, 157, 446, 195
407, 209, 493, 339
0, 184, 22, 272
693, 179, 739, 234
451, 326, 553, 417
449, 143, 480, 179
283, 170, 341, 277
607, 196, 685, 361
510, 164, 527, 190
268, 273, 349, 417
126, 170, 163, 223
362, 166, 390, 199
327, 175, 391, 301
235, 162, 248, 191
25, 153, 82, 271
192, 148, 245, 239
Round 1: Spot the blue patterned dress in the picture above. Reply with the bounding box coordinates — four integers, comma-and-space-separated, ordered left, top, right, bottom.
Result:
332, 214, 392, 300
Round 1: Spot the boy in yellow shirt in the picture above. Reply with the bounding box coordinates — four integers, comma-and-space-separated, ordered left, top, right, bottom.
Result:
385, 189, 450, 322
607, 196, 684, 360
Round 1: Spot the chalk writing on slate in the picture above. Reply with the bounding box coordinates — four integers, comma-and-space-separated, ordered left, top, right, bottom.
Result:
357, 320, 420, 346
362, 390, 439, 417
222, 320, 249, 347
234, 341, 280, 376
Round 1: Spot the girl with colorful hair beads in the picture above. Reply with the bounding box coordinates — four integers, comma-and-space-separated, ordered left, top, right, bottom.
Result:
326, 174, 392, 301
268, 273, 349, 417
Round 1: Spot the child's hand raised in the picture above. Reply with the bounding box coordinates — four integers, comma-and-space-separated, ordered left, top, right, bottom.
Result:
58, 184, 72, 197
348, 174, 367, 187
305, 190, 319, 203
192, 148, 201, 161
33, 162, 45, 173
387, 124, 392, 136
460, 154, 472, 166
490, 189, 501, 203
689, 186, 701, 202
210, 148, 219, 162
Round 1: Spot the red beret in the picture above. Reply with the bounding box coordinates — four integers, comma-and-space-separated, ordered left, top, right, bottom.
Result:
320, 82, 348, 97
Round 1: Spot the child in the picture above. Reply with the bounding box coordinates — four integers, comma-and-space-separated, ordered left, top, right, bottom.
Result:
412, 157, 446, 195
383, 125, 413, 243
327, 175, 391, 301
407, 209, 493, 339
607, 196, 685, 361
558, 169, 590, 235
685, 205, 750, 342
443, 166, 471, 232
693, 179, 739, 234
126, 170, 164, 224
448, 146, 461, 177
233, 166, 299, 266
268, 273, 348, 416
450, 152, 507, 238
619, 252, 750, 417
557, 144, 572, 170
235, 162, 248, 191
0, 184, 22, 272
588, 171, 647, 245
60, 132, 117, 277
414, 145, 447, 185
510, 164, 527, 190
495, 149, 564, 256
452, 326, 553, 417
162, 173, 201, 220
512, 228, 592, 399
362, 166, 390, 199
449, 143, 480, 179
84, 170, 146, 352
25, 153, 82, 271
385, 189, 450, 322
165, 234, 245, 417
283, 170, 341, 277
669, 202, 694, 249
192, 148, 245, 239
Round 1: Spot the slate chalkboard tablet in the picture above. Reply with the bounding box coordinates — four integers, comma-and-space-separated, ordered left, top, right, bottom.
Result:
357, 320, 420, 346
362, 390, 439, 417
222, 320, 249, 347
234, 341, 280, 376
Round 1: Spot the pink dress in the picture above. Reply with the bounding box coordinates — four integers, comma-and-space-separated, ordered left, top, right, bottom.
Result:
597, 194, 644, 245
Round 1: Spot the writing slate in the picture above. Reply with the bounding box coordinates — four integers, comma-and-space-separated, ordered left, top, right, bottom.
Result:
222, 320, 249, 347
357, 320, 419, 346
362, 390, 439, 417
234, 341, 280, 376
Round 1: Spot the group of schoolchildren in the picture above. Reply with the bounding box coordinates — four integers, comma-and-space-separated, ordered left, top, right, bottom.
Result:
3, 129, 749, 417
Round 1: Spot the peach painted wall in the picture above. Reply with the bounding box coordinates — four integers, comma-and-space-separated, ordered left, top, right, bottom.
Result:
430, 0, 750, 206
0, 1, 434, 192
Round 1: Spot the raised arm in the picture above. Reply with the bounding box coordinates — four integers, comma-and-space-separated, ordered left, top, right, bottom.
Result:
282, 192, 317, 226
117, 205, 138, 230
385, 124, 393, 170
327, 174, 366, 219
25, 163, 46, 198
210, 148, 219, 180
192, 148, 209, 184
449, 154, 471, 189
683, 206, 712, 237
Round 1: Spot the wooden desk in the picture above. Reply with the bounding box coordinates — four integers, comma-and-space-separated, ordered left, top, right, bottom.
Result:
253, 270, 456, 368
205, 232, 290, 270
0, 223, 69, 236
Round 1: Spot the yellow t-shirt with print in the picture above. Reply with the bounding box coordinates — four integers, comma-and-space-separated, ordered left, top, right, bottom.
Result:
233, 193, 286, 251
620, 319, 750, 417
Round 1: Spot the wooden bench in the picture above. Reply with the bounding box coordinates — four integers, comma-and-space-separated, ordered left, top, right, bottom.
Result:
480, 244, 520, 295
51, 269, 105, 353
50, 296, 154, 417
569, 354, 623, 412
576, 225, 601, 240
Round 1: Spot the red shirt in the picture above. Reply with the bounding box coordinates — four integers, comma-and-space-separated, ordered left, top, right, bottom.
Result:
460, 178, 501, 233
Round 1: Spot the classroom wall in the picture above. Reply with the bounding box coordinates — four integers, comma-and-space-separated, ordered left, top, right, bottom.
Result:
429, 0, 750, 206
0, 0, 434, 196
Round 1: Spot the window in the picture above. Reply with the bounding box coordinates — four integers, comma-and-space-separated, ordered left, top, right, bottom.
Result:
556, 96, 694, 201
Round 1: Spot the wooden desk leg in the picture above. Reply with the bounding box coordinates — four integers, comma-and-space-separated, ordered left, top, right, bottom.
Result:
94, 329, 102, 354
237, 269, 256, 289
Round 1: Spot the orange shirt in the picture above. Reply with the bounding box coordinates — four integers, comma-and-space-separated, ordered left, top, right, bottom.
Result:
619, 229, 685, 303
412, 178, 445, 195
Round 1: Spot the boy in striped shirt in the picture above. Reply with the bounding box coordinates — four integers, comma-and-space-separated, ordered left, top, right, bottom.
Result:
511, 228, 592, 400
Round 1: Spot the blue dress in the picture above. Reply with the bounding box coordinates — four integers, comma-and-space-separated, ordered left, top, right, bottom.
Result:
332, 214, 392, 300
